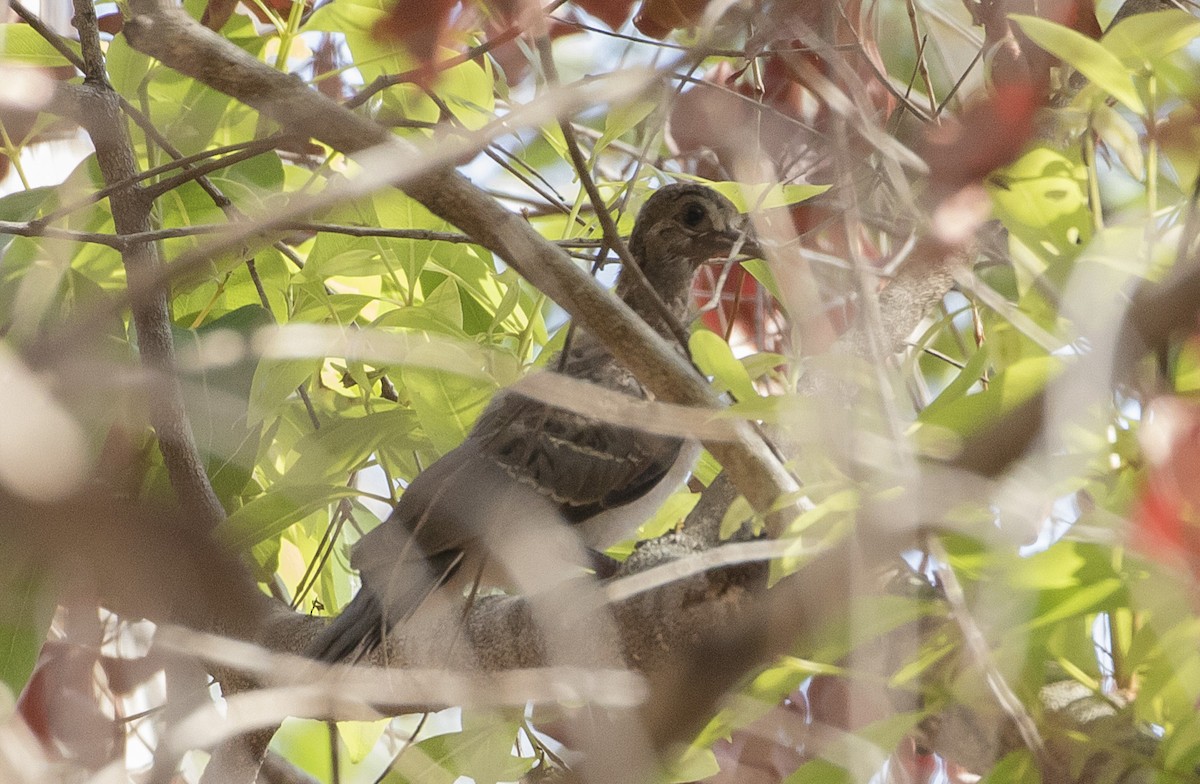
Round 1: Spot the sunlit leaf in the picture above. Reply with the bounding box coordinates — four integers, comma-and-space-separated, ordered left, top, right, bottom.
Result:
1010, 14, 1145, 114
401, 344, 498, 453
216, 483, 364, 551
596, 99, 656, 154
1102, 9, 1200, 70
979, 751, 1041, 784
0, 24, 80, 65
690, 328, 757, 401
0, 567, 53, 692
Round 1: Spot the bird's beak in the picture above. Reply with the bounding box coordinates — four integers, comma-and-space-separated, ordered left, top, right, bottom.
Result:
710, 216, 761, 263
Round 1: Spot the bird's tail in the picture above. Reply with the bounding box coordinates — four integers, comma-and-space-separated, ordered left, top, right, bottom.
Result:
306, 549, 464, 663
306, 589, 385, 663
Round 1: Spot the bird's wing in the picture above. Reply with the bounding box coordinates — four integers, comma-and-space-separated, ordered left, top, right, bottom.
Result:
350, 445, 493, 574
340, 444, 562, 651
471, 388, 684, 522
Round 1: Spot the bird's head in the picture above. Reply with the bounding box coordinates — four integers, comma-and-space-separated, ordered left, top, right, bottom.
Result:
627, 183, 756, 274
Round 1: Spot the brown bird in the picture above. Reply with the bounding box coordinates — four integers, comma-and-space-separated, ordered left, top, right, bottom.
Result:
309, 183, 752, 662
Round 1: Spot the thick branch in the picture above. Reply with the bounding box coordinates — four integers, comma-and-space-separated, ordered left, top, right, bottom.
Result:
119, 0, 799, 524
63, 0, 225, 529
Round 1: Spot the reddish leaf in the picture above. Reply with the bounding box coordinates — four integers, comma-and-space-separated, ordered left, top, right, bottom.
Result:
313, 34, 346, 101
374, 0, 460, 86
1135, 397, 1200, 584
488, 14, 579, 86
893, 736, 940, 783
199, 0, 238, 30
97, 12, 123, 35
16, 641, 121, 769
633, 0, 712, 38
919, 84, 1041, 205
972, 0, 1100, 91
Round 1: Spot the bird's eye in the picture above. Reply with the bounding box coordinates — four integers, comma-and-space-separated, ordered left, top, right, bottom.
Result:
681, 203, 706, 227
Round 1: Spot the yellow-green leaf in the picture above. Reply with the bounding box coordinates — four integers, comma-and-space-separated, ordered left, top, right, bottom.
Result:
690, 328, 757, 401
1102, 9, 1200, 69
1010, 14, 1145, 114
0, 24, 80, 66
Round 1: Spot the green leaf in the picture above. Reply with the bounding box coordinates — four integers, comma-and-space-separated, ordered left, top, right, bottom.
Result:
420, 277, 464, 331
291, 292, 376, 324
987, 146, 1091, 290
918, 346, 989, 422
738, 259, 784, 304
175, 305, 274, 504
675, 176, 829, 212
1010, 14, 1145, 114
1026, 578, 1124, 630
980, 751, 1041, 784
248, 359, 316, 425
784, 758, 852, 784
155, 73, 236, 155
891, 641, 957, 686
727, 392, 821, 427
918, 356, 1060, 436
1162, 711, 1200, 773
719, 493, 757, 539
690, 329, 757, 401
691, 449, 722, 485
401, 343, 498, 453
373, 304, 470, 337
664, 746, 720, 783
635, 490, 700, 540
0, 187, 53, 259
739, 351, 786, 381
270, 718, 335, 782
208, 152, 286, 213
216, 483, 363, 551
1175, 337, 1200, 393
1007, 541, 1112, 591
105, 35, 151, 97
596, 99, 655, 154
337, 719, 390, 764
0, 566, 54, 692
0, 24, 80, 65
434, 58, 496, 131
1102, 9, 1200, 69
382, 716, 532, 784
286, 408, 422, 485
809, 594, 936, 665
1132, 619, 1200, 723
299, 247, 385, 282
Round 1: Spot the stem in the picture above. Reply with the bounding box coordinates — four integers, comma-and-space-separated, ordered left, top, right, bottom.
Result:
904, 0, 939, 122
1146, 72, 1158, 223
0, 120, 31, 189
1084, 123, 1104, 233
189, 273, 231, 328
518, 291, 547, 363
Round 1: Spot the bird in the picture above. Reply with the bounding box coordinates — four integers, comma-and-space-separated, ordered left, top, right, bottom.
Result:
308, 183, 753, 663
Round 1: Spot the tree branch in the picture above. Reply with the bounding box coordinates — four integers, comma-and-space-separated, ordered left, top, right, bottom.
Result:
119, 0, 800, 525
54, 0, 226, 529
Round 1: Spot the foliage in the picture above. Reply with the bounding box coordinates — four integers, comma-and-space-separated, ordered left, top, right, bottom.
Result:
1, 0, 1200, 783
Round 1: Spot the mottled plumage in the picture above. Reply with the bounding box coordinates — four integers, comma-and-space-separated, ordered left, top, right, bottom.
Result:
309, 184, 750, 662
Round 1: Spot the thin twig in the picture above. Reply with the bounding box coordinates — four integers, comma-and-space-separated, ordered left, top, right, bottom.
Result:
533, 31, 691, 348
904, 0, 939, 122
